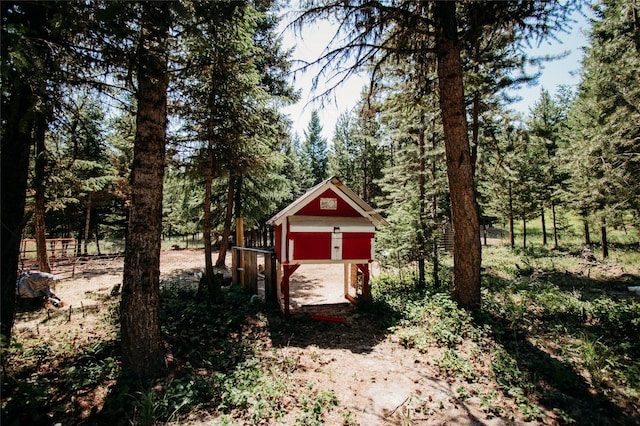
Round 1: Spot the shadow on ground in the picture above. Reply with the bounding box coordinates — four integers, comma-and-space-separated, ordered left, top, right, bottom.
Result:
266, 302, 392, 355
479, 269, 640, 425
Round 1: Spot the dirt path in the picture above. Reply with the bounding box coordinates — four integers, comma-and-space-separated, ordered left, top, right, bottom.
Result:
267, 315, 509, 425
12, 249, 512, 425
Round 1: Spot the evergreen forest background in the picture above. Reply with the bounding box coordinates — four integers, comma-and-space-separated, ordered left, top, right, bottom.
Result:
2, 1, 640, 424
4, 0, 637, 275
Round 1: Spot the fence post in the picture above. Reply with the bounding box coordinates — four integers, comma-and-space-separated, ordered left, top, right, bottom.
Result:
231, 247, 239, 285
264, 253, 278, 306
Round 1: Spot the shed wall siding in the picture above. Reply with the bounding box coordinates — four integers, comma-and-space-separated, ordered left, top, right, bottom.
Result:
288, 231, 374, 262
341, 233, 375, 260
290, 232, 332, 260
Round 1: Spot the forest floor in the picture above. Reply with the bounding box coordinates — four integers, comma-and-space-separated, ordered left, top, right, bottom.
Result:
10, 249, 504, 425
8, 246, 640, 425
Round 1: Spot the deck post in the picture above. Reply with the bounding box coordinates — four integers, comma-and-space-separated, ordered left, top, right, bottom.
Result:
282, 264, 300, 315
356, 263, 371, 303
264, 252, 277, 306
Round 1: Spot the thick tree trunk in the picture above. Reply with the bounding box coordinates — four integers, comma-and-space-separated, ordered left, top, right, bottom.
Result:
434, 1, 481, 309
1, 77, 34, 340
34, 114, 51, 273
120, 2, 169, 381
215, 173, 235, 268
470, 37, 481, 176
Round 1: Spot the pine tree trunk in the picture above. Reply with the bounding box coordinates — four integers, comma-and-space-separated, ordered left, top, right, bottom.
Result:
120, 2, 169, 381
583, 216, 591, 246
434, 1, 481, 310
509, 182, 515, 249
95, 224, 101, 256
76, 230, 82, 257
523, 216, 527, 250
362, 139, 369, 202
417, 121, 426, 289
432, 194, 440, 289
1, 74, 34, 340
601, 217, 609, 259
34, 114, 51, 273
541, 207, 547, 246
234, 175, 245, 287
551, 202, 559, 249
84, 194, 92, 255
431, 131, 440, 289
202, 145, 217, 302
215, 173, 235, 268
235, 175, 243, 245
470, 38, 480, 175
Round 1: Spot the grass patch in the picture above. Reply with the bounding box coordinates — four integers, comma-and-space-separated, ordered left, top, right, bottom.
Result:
3, 238, 638, 425
2, 285, 342, 425
369, 243, 640, 424
480, 245, 640, 424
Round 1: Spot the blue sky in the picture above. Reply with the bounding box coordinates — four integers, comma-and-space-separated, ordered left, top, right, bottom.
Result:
279, 8, 592, 142
509, 9, 592, 116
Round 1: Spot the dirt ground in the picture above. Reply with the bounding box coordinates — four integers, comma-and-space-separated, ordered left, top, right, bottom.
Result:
13, 249, 517, 425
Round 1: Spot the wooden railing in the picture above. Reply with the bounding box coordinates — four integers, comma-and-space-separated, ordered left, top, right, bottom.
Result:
231, 247, 277, 306
20, 238, 77, 277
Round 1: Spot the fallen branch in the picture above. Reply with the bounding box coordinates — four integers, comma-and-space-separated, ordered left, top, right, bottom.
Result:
387, 395, 411, 417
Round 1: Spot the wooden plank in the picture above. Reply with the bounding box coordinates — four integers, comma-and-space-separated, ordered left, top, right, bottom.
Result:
357, 263, 371, 303
276, 260, 282, 308
350, 263, 358, 296
343, 264, 349, 298
312, 314, 345, 323
282, 264, 301, 315
231, 247, 239, 285
244, 250, 258, 294
231, 246, 274, 254
264, 253, 278, 306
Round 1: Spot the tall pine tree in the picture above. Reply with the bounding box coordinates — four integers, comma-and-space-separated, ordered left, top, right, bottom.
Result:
120, 1, 171, 380
295, 1, 574, 309
566, 0, 640, 256
526, 87, 571, 248
301, 110, 329, 187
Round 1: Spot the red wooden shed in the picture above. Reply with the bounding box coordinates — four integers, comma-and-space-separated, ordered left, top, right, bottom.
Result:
267, 176, 387, 314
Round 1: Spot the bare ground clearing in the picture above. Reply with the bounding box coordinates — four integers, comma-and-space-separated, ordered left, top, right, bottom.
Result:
12, 249, 537, 425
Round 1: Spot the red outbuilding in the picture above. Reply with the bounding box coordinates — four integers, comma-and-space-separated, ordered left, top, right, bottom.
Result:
267, 176, 387, 314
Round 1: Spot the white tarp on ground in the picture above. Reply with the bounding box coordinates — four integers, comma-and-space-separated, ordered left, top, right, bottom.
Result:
16, 271, 61, 306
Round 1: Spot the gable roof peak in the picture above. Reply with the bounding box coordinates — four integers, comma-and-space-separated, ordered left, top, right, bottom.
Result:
267, 176, 387, 227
